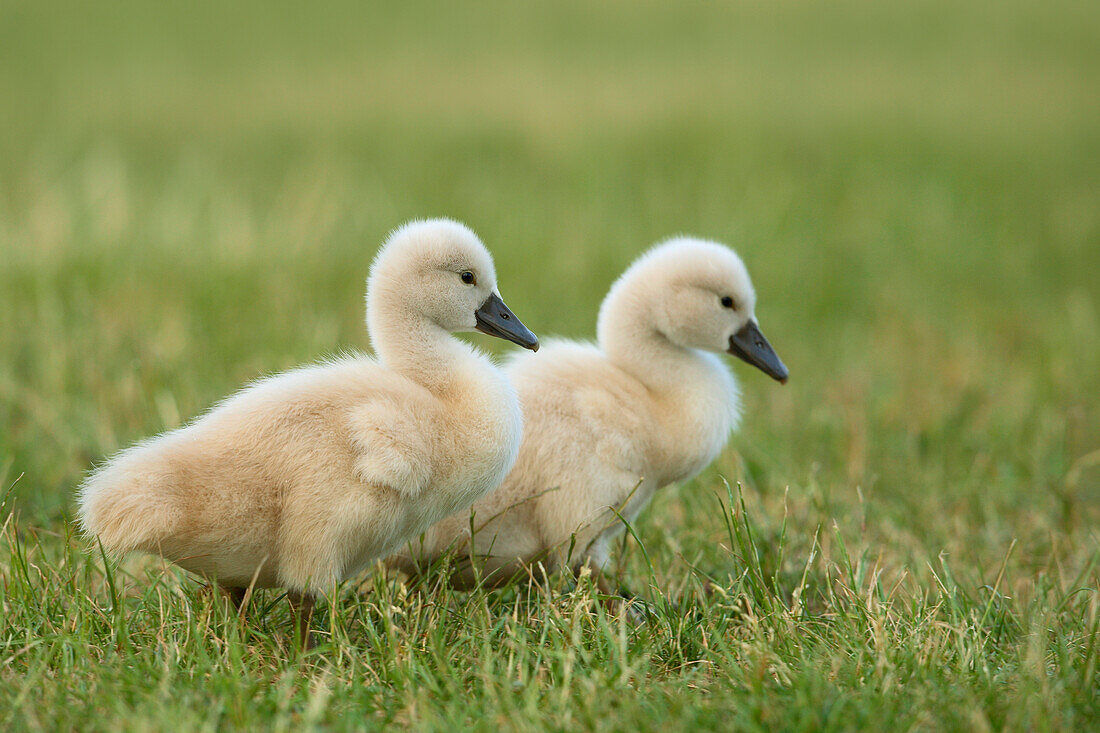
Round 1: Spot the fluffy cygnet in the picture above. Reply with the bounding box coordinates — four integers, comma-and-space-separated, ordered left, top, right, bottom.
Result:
388, 237, 786, 595
78, 219, 538, 641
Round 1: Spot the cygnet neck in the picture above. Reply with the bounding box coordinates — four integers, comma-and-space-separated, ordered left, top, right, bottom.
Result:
601, 318, 719, 396
368, 301, 475, 394
596, 282, 733, 400
599, 295, 741, 483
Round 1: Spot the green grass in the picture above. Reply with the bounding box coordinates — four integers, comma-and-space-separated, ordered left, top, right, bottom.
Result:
2, 0, 1099, 729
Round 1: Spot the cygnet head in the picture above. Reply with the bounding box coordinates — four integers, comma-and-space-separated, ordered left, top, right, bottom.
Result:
367, 219, 539, 352
598, 237, 788, 382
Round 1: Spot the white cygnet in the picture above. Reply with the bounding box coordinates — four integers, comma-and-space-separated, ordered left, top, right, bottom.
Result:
389, 237, 786, 596
78, 219, 539, 642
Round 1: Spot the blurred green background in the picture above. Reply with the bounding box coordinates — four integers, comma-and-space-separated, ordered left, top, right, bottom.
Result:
0, 0, 1098, 724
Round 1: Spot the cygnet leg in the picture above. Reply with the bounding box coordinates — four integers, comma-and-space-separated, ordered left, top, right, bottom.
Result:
571, 561, 636, 608
287, 591, 316, 649
222, 585, 248, 611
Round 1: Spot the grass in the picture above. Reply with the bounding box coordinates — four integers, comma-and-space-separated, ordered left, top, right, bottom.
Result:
1, 0, 1099, 729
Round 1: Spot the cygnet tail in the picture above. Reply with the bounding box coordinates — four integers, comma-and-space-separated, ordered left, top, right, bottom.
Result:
77, 448, 181, 556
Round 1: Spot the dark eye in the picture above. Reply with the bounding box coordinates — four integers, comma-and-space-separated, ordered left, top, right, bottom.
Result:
460, 271, 476, 285
720, 296, 735, 309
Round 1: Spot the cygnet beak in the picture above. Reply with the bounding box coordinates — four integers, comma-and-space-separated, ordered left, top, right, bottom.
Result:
474, 293, 540, 351
728, 320, 788, 383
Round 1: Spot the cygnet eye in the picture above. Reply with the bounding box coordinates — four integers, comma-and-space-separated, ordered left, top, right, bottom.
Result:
460, 271, 477, 285
720, 296, 736, 309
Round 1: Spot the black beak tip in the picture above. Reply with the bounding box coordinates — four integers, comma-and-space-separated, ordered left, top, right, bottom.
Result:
772, 360, 790, 384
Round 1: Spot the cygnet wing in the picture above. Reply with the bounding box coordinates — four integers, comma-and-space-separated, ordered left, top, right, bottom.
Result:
346, 395, 434, 498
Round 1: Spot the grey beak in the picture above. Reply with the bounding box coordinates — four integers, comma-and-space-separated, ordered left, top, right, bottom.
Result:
728, 320, 788, 383
474, 293, 539, 351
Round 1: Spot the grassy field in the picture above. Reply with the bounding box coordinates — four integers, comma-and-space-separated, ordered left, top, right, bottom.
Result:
2, 0, 1099, 729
